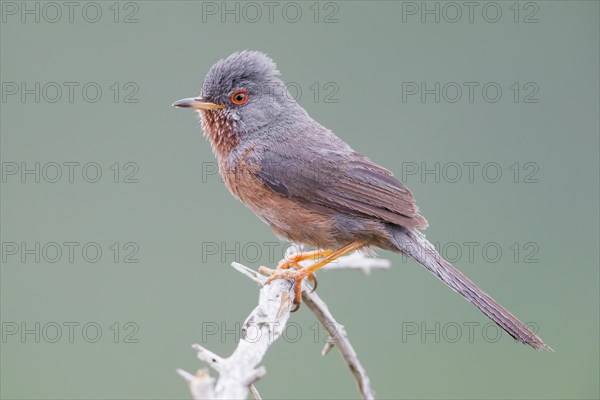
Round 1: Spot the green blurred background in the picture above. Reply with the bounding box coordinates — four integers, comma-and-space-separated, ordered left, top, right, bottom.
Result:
1, 1, 598, 399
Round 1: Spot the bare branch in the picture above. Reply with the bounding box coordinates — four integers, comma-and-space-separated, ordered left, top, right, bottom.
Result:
249, 384, 262, 400
317, 251, 390, 275
178, 251, 386, 399
302, 290, 376, 400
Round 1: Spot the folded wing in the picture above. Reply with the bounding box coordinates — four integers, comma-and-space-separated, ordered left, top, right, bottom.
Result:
256, 145, 428, 229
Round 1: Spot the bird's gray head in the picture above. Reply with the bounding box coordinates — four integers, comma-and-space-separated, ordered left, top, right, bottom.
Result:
173, 51, 297, 136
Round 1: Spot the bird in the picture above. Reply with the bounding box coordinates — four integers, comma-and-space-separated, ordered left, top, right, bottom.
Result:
173, 50, 550, 350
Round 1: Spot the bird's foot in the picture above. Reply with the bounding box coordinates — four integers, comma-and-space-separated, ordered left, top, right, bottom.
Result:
276, 257, 318, 293
260, 250, 330, 306
258, 265, 316, 312
259, 243, 366, 312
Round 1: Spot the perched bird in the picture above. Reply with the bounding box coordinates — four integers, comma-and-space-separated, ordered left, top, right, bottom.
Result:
173, 50, 550, 350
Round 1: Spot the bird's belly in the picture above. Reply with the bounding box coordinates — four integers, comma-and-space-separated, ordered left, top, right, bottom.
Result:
222, 165, 338, 249
254, 196, 338, 249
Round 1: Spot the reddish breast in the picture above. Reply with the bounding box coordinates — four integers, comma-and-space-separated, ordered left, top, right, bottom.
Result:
200, 109, 337, 248
225, 150, 337, 248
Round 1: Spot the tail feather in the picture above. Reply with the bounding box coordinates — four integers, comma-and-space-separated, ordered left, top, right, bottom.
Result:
390, 227, 551, 350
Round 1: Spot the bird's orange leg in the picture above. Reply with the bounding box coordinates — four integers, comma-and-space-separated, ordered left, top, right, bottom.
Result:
276, 249, 334, 292
259, 241, 366, 311
278, 249, 334, 270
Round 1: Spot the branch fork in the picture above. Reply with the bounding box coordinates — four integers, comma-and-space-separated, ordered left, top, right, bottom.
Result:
178, 251, 389, 399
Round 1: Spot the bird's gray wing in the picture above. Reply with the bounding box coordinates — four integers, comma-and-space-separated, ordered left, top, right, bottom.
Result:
255, 144, 428, 229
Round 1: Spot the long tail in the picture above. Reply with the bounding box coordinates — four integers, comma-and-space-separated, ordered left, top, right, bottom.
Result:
390, 226, 551, 350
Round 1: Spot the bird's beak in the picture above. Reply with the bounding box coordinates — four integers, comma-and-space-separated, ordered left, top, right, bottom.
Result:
172, 97, 225, 110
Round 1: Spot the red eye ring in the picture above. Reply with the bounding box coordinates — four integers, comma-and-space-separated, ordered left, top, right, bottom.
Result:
230, 89, 249, 106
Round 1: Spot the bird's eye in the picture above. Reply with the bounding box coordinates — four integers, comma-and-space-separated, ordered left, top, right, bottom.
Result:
230, 89, 249, 106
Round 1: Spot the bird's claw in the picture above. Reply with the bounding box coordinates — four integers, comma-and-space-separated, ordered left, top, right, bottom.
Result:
276, 258, 319, 292
258, 264, 318, 311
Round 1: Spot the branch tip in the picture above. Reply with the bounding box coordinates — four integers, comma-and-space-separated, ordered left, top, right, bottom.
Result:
176, 368, 195, 382
321, 341, 335, 356
232, 261, 266, 284
192, 344, 224, 367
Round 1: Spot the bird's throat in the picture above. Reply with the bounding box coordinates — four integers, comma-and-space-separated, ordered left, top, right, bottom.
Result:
199, 110, 240, 161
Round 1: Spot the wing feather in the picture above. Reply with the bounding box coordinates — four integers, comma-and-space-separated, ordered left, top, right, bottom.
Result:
256, 146, 428, 229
